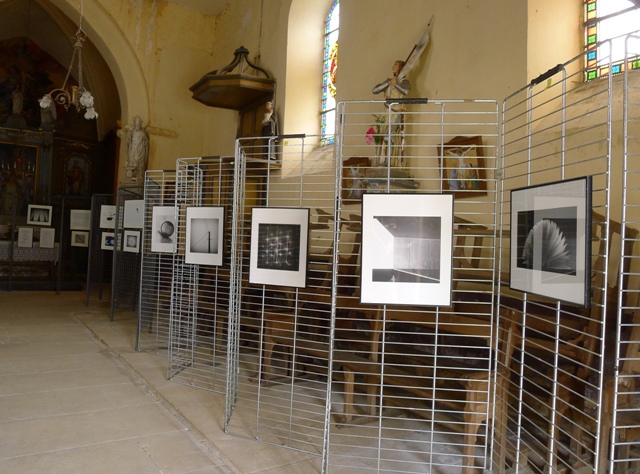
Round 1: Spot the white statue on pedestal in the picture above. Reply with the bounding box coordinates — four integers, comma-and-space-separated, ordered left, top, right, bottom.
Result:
124, 116, 149, 184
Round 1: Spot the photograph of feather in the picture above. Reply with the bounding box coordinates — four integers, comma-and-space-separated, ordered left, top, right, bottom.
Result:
509, 177, 592, 307
185, 207, 224, 266
516, 208, 577, 275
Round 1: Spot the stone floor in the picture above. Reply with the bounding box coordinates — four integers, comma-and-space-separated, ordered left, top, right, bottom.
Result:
0, 291, 325, 474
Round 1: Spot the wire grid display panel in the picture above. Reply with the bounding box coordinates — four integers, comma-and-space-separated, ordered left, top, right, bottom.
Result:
110, 186, 143, 320
167, 157, 234, 393
86, 194, 115, 306
136, 171, 176, 354
325, 100, 499, 473
225, 135, 335, 462
57, 196, 92, 288
612, 35, 640, 474
498, 48, 614, 473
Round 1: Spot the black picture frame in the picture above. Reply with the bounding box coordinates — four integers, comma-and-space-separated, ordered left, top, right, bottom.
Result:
509, 176, 592, 307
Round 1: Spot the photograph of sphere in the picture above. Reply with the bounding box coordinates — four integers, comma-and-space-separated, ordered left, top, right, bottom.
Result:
151, 206, 176, 253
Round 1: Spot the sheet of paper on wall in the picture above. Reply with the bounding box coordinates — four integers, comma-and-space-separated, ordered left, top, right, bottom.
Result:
70, 209, 91, 230
123, 200, 145, 229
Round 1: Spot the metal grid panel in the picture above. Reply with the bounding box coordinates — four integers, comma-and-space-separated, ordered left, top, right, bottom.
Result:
225, 135, 336, 461
167, 157, 234, 393
110, 186, 143, 320
57, 196, 92, 291
86, 194, 115, 305
327, 100, 499, 473
499, 45, 613, 473
611, 33, 640, 474
136, 171, 175, 353
225, 101, 499, 472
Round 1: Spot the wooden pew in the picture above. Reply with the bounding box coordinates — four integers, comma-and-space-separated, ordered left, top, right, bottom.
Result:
500, 212, 639, 471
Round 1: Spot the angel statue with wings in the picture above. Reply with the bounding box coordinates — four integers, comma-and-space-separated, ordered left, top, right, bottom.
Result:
372, 17, 433, 167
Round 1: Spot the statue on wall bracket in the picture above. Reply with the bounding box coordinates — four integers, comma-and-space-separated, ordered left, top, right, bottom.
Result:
372, 16, 433, 168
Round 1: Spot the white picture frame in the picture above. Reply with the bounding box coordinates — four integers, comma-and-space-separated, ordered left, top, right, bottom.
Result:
71, 230, 89, 247
17, 227, 33, 248
123, 199, 145, 229
101, 231, 115, 251
99, 205, 117, 229
123, 230, 141, 253
510, 176, 592, 307
39, 227, 55, 249
27, 205, 52, 226
150, 206, 177, 253
249, 207, 310, 288
185, 207, 224, 266
360, 193, 454, 306
69, 209, 91, 230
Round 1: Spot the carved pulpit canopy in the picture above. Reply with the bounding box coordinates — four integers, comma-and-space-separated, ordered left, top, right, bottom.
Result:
189, 46, 276, 111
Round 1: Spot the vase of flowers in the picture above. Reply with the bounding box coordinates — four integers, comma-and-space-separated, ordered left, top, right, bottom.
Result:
365, 114, 385, 146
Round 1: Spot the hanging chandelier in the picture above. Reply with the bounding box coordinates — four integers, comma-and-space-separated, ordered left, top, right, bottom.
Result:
39, 3, 97, 120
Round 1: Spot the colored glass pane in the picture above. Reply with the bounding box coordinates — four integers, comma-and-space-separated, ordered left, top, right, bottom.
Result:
321, 0, 339, 145
585, 0, 640, 80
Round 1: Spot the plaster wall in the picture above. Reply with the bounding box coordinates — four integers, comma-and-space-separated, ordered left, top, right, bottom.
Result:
54, 0, 591, 183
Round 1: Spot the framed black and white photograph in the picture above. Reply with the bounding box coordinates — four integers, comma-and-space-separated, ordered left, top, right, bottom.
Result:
17, 227, 33, 248
249, 207, 310, 288
71, 231, 89, 248
360, 193, 454, 306
123, 200, 145, 229
99, 205, 117, 229
101, 231, 115, 251
151, 206, 176, 253
185, 207, 224, 266
123, 230, 141, 253
39, 228, 55, 249
27, 205, 52, 226
69, 209, 91, 230
510, 176, 592, 307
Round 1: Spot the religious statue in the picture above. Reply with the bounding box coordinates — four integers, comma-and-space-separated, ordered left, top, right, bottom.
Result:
11, 84, 24, 115
372, 60, 411, 167
371, 16, 433, 168
125, 116, 149, 183
261, 101, 278, 160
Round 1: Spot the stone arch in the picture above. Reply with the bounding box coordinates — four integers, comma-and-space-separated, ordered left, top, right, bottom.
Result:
51, 1, 148, 147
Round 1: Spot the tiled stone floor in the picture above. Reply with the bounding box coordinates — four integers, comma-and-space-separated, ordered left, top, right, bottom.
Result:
0, 291, 320, 474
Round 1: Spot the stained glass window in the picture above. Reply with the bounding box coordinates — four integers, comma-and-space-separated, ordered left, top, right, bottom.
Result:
585, 0, 640, 80
321, 0, 339, 146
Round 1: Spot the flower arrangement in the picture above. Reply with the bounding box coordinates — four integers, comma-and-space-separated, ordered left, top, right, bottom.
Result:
365, 114, 385, 145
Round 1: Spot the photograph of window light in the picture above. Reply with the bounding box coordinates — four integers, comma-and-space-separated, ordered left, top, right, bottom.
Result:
371, 215, 441, 283
360, 193, 453, 306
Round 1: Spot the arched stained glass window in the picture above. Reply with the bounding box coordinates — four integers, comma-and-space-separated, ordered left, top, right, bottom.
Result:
321, 0, 339, 146
585, 0, 640, 80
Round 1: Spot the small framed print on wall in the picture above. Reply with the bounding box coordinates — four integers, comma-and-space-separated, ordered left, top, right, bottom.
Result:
438, 135, 487, 198
27, 205, 52, 226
